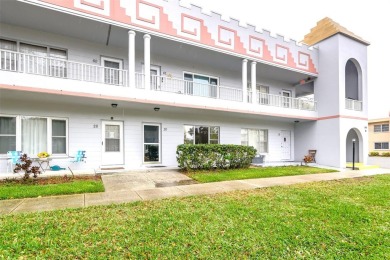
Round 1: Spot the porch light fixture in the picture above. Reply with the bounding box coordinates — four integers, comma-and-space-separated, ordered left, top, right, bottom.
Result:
294, 120, 300, 123
154, 107, 160, 112
111, 103, 118, 108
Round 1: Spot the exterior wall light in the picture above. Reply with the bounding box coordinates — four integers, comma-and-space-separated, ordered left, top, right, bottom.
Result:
154, 107, 160, 112
111, 103, 118, 108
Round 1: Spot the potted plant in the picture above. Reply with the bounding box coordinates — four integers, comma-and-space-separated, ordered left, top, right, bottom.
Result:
37, 151, 50, 160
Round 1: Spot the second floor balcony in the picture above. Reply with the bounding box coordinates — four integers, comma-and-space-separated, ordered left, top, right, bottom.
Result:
0, 49, 317, 113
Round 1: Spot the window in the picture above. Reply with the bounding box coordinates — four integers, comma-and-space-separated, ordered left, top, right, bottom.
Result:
0, 38, 67, 76
0, 116, 17, 153
184, 125, 219, 144
374, 124, 389, 132
102, 57, 123, 85
52, 120, 67, 154
374, 142, 389, 150
0, 115, 68, 155
0, 39, 17, 71
183, 72, 219, 97
241, 129, 268, 153
247, 84, 269, 104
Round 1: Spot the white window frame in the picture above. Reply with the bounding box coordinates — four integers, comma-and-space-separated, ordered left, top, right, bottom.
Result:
241, 128, 269, 154
183, 125, 220, 145
374, 124, 389, 133
101, 56, 123, 85
142, 123, 162, 164
0, 114, 68, 157
183, 71, 219, 86
374, 142, 389, 150
0, 115, 19, 155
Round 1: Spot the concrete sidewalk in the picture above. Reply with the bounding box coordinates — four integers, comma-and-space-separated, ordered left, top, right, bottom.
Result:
1, 168, 388, 215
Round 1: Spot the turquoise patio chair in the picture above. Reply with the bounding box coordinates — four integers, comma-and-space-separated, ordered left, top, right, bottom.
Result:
7, 151, 22, 173
70, 150, 86, 163
68, 150, 86, 175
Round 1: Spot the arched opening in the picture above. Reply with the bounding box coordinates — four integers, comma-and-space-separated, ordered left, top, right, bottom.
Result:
346, 128, 361, 163
345, 59, 362, 101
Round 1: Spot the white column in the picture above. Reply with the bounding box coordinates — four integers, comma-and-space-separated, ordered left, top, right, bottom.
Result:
128, 31, 136, 88
143, 34, 151, 90
251, 61, 257, 104
242, 59, 248, 103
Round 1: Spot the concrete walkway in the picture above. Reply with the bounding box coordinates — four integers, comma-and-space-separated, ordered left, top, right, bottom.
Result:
1, 168, 388, 215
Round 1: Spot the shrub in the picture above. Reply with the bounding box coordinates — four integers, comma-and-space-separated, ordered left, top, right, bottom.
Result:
381, 152, 390, 157
176, 144, 256, 171
13, 154, 41, 180
369, 152, 380, 157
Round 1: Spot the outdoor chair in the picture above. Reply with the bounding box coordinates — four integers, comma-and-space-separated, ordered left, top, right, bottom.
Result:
7, 151, 22, 173
68, 150, 86, 175
308, 150, 317, 163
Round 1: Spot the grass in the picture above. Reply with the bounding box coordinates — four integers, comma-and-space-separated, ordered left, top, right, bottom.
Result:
0, 177, 104, 200
0, 174, 389, 259
187, 165, 338, 183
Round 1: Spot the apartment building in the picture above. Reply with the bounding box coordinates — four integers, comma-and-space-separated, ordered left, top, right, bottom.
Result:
368, 117, 390, 153
0, 0, 370, 172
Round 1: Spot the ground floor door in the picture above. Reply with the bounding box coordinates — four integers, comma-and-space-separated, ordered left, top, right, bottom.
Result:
101, 121, 124, 166
280, 130, 291, 160
143, 123, 161, 163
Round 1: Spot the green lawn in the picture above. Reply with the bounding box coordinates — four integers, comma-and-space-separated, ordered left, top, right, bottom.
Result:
1, 174, 389, 259
0, 179, 105, 200
187, 166, 338, 183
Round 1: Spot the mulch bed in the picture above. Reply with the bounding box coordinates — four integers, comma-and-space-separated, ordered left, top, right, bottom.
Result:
0, 175, 101, 186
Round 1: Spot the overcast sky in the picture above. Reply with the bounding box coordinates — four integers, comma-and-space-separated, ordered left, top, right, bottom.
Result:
182, 0, 389, 119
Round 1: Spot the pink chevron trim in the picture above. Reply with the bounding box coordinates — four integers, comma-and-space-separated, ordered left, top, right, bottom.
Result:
181, 14, 201, 36
80, 0, 104, 10
136, 0, 160, 24
218, 25, 236, 46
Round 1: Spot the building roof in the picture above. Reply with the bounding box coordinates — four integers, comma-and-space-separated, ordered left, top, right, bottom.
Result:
302, 17, 370, 46
369, 118, 390, 124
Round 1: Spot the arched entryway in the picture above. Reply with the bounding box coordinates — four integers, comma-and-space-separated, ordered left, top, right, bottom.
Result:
346, 128, 362, 163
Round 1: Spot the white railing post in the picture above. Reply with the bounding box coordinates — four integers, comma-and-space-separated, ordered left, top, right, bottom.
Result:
128, 30, 136, 88
242, 59, 248, 103
251, 61, 257, 104
144, 34, 151, 91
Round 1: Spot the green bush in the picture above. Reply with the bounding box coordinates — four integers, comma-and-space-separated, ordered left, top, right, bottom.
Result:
369, 152, 380, 157
381, 152, 390, 157
176, 144, 256, 171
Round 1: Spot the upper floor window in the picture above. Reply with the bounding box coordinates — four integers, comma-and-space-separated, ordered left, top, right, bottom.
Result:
183, 72, 219, 98
184, 125, 219, 144
374, 124, 389, 132
241, 129, 268, 153
345, 59, 362, 101
0, 38, 67, 76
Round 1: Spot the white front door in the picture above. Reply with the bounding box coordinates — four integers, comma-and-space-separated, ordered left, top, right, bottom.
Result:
101, 121, 124, 166
282, 90, 291, 108
280, 130, 291, 160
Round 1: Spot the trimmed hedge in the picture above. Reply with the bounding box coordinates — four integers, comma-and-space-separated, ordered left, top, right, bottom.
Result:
176, 144, 256, 171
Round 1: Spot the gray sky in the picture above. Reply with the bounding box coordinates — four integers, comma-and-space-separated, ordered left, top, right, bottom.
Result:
182, 0, 389, 119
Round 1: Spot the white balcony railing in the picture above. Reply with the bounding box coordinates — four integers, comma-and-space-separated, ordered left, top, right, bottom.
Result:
1, 49, 317, 111
345, 98, 363, 111
0, 49, 128, 86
